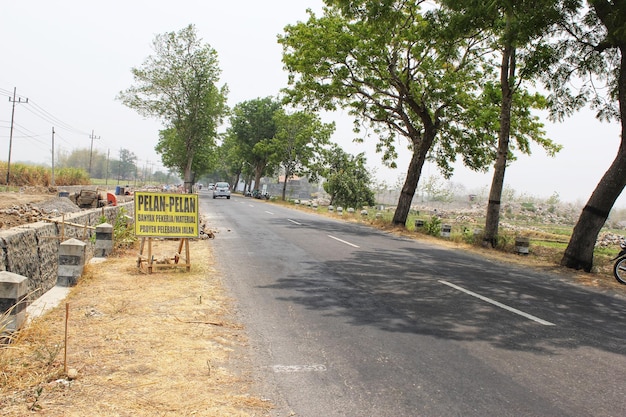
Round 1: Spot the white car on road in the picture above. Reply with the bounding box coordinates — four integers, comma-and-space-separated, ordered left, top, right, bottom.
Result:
212, 182, 231, 199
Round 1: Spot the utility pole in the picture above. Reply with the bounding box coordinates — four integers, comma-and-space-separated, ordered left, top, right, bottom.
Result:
6, 87, 28, 186
51, 127, 55, 186
88, 129, 100, 176
105, 149, 110, 185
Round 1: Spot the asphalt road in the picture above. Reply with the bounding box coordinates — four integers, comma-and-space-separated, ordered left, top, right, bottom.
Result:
200, 192, 626, 417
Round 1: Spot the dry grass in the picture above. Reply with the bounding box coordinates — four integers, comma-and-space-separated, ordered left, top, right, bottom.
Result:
0, 240, 272, 417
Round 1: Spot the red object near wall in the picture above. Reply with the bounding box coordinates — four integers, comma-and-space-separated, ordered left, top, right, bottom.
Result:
107, 192, 117, 206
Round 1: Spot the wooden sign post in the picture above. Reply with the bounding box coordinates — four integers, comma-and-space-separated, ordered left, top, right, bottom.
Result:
134, 192, 198, 274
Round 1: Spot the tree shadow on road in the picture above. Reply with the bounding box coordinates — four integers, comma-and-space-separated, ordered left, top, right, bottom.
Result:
258, 220, 626, 356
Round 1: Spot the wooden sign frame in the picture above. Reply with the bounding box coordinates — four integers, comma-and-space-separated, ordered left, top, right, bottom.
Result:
137, 237, 191, 274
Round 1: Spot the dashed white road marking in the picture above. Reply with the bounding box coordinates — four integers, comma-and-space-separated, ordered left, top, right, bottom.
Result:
265, 211, 274, 215
287, 218, 302, 225
328, 235, 360, 248
439, 280, 555, 326
272, 364, 327, 373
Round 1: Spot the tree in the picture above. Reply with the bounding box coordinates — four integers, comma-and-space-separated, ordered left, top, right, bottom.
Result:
228, 97, 282, 191
321, 145, 375, 208
546, 1, 626, 271
441, 0, 568, 246
57, 148, 108, 178
280, 1, 491, 227
155, 127, 219, 184
114, 148, 137, 182
118, 24, 228, 193
419, 174, 454, 204
271, 110, 334, 200
214, 133, 244, 187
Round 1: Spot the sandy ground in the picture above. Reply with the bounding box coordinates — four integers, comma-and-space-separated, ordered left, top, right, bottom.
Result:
0, 188, 72, 229
0, 240, 273, 417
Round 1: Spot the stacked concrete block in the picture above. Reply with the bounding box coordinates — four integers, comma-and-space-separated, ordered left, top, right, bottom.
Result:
0, 227, 42, 301
58, 238, 87, 287
95, 222, 113, 258
0, 271, 28, 332
0, 223, 64, 301
0, 202, 133, 296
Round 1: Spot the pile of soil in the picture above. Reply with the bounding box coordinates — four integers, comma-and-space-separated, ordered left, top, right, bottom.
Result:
0, 189, 76, 229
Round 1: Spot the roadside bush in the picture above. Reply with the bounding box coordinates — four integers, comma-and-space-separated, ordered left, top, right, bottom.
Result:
54, 168, 90, 185
424, 215, 442, 237
97, 208, 136, 251
0, 162, 50, 186
0, 162, 90, 186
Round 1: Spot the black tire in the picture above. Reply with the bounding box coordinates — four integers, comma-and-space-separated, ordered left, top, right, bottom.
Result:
213, 196, 216, 199
227, 196, 230, 199
613, 257, 626, 284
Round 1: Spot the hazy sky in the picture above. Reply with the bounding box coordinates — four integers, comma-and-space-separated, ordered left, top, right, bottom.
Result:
1, 1, 623, 206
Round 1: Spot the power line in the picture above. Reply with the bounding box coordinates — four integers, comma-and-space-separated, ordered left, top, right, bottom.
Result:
89, 129, 101, 175
0, 85, 90, 137
25, 100, 89, 136
6, 87, 28, 185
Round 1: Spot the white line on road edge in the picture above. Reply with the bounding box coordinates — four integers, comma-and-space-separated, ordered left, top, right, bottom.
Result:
287, 219, 302, 225
328, 235, 360, 248
439, 280, 555, 326
272, 364, 327, 373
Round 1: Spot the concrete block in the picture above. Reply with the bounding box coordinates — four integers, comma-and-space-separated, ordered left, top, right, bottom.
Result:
0, 271, 28, 332
95, 222, 113, 258
58, 238, 87, 287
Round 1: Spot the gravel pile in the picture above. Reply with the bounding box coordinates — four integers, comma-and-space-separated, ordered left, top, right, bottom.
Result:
32, 197, 82, 217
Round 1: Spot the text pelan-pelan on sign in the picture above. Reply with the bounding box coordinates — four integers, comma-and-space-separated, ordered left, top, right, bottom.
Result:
134, 192, 199, 238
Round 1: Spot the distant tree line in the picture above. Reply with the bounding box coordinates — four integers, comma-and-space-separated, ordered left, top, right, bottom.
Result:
56, 147, 175, 185
118, 0, 626, 273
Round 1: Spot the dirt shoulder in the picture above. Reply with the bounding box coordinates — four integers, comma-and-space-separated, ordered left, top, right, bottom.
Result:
0, 240, 272, 417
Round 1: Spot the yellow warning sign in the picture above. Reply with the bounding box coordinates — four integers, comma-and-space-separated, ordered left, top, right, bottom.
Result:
134, 192, 199, 238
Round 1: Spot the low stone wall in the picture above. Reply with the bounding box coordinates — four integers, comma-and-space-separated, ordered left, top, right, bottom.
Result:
0, 202, 134, 301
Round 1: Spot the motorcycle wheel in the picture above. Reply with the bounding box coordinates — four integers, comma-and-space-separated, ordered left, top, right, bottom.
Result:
613, 257, 626, 284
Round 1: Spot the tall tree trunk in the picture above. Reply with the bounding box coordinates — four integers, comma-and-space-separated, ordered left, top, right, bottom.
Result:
254, 163, 264, 192
281, 168, 290, 201
561, 49, 626, 271
183, 157, 194, 194
392, 128, 435, 226
484, 36, 516, 246
234, 171, 241, 191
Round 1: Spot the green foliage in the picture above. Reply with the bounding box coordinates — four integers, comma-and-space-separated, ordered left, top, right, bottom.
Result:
547, 192, 560, 206
118, 24, 228, 190
97, 208, 136, 250
55, 168, 91, 185
56, 147, 143, 182
424, 215, 442, 237
271, 110, 334, 200
226, 97, 282, 188
321, 145, 376, 208
462, 227, 477, 245
419, 175, 454, 203
279, 1, 554, 227
3, 163, 50, 186
112, 149, 138, 181
112, 208, 136, 250
0, 162, 90, 186
543, 2, 624, 122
